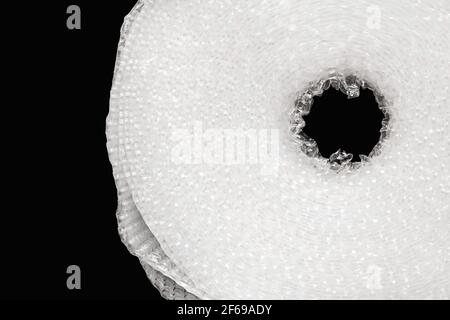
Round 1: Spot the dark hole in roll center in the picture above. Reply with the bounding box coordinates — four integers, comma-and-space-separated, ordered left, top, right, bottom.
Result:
302, 87, 384, 162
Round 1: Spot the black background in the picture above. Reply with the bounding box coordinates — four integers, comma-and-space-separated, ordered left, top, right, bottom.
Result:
1, 0, 162, 300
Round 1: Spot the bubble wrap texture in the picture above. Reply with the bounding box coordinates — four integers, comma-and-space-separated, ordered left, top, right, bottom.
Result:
107, 0, 450, 299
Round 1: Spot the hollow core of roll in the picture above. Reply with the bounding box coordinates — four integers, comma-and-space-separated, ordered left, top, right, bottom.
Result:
303, 86, 384, 162
290, 73, 391, 170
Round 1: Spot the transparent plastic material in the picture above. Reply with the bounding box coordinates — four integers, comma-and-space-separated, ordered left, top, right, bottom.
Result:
107, 0, 450, 299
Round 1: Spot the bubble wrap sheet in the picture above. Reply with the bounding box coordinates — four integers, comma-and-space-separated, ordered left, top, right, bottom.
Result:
107, 0, 450, 299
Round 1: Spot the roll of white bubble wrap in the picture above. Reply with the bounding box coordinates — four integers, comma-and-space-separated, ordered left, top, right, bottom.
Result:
107, 0, 450, 299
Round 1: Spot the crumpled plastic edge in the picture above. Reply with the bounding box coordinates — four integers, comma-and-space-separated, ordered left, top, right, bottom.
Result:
106, 0, 203, 300
289, 70, 391, 172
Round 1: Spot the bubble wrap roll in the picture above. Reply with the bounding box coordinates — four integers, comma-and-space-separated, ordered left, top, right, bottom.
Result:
107, 0, 450, 299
